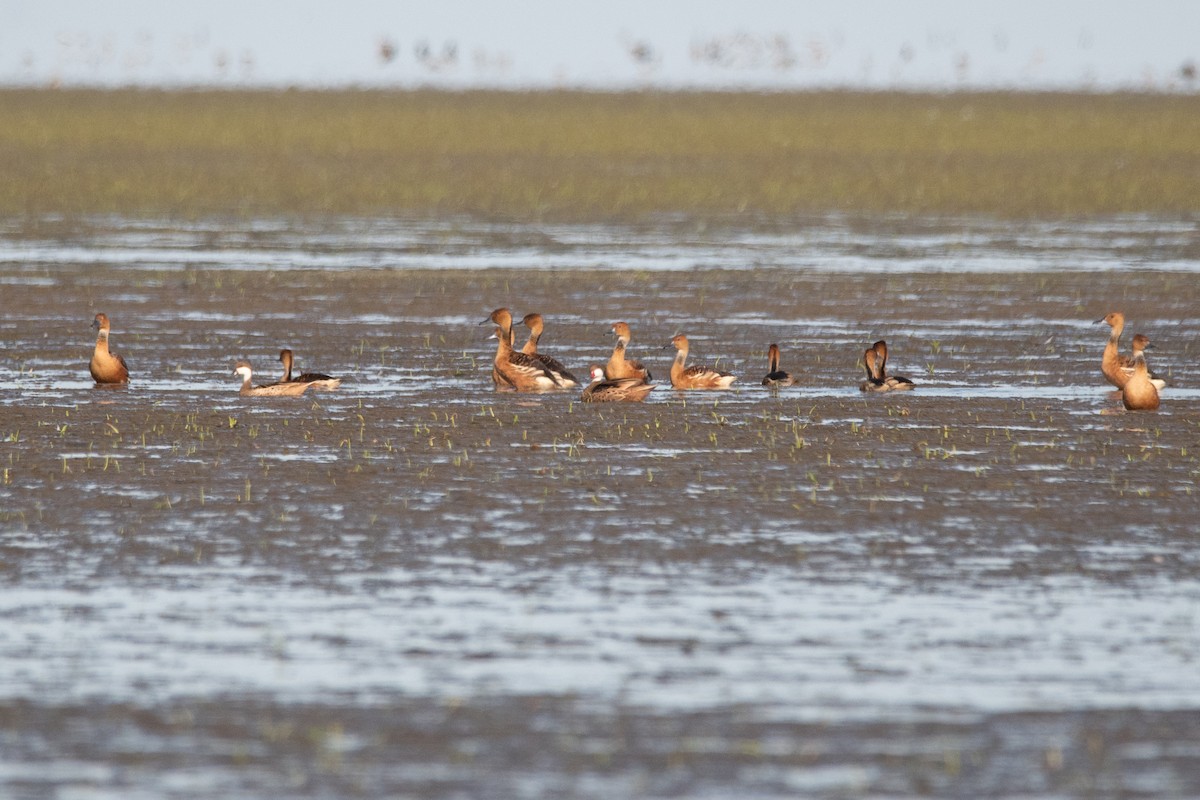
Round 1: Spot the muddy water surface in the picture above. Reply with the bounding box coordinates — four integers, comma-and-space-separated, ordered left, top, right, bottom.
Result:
1, 215, 1199, 798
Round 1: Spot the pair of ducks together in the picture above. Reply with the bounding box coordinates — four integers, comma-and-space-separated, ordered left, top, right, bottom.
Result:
233, 351, 341, 396
88, 313, 341, 396
1097, 311, 1164, 411
482, 308, 742, 402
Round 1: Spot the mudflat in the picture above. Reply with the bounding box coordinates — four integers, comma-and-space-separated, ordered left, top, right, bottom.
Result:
1, 215, 1198, 797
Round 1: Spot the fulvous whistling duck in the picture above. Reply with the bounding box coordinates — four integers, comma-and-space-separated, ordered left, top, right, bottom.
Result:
605, 322, 652, 383
761, 343, 796, 387
1096, 311, 1134, 389
581, 366, 656, 403
279, 349, 341, 391
89, 312, 129, 384
481, 308, 521, 389
859, 340, 914, 392
1127, 333, 1166, 392
233, 361, 317, 397
487, 324, 562, 392
520, 312, 579, 387
1122, 347, 1160, 411
664, 334, 737, 390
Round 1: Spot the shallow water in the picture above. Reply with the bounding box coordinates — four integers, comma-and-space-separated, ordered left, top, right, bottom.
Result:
1, 215, 1199, 798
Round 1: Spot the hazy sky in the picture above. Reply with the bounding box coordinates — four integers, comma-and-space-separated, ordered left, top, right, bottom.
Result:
2, 1, 1197, 91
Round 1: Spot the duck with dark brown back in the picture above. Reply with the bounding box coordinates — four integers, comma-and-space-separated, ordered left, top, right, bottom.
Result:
761, 343, 796, 387
519, 313, 578, 387
278, 348, 341, 391
859, 340, 913, 392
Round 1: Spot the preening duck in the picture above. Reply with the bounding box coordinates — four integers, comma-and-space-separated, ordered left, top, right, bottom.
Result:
1127, 333, 1166, 392
1122, 347, 1160, 411
89, 312, 129, 384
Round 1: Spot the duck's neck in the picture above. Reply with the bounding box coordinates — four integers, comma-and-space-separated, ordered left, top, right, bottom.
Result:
281, 354, 293, 382
521, 331, 540, 355
94, 330, 109, 354
494, 328, 514, 360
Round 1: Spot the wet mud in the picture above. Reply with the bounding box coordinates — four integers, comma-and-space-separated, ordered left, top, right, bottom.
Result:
1, 216, 1198, 798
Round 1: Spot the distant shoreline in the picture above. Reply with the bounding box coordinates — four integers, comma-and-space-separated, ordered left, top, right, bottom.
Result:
2, 88, 1197, 220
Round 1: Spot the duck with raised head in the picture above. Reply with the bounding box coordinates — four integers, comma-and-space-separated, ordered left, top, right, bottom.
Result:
1096, 311, 1134, 389
487, 323, 562, 392
279, 348, 342, 391
234, 360, 319, 397
519, 312, 579, 387
606, 322, 652, 383
859, 340, 914, 392
1122, 347, 1161, 411
481, 308, 518, 389
581, 366, 656, 403
664, 334, 737, 390
761, 343, 796, 387
89, 312, 129, 384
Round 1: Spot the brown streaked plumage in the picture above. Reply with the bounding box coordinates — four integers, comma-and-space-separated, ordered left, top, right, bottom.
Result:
279, 349, 341, 391
89, 313, 129, 384
664, 334, 736, 390
1122, 350, 1160, 411
761, 343, 796, 387
605, 322, 652, 383
233, 360, 317, 397
860, 340, 914, 392
489, 325, 562, 392
581, 366, 656, 403
519, 312, 579, 387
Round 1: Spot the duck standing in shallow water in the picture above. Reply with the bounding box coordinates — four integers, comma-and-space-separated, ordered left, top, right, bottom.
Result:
1096, 311, 1135, 389
859, 340, 914, 392
481, 308, 562, 392
279, 349, 342, 391
1127, 333, 1166, 392
89, 312, 129, 384
664, 334, 737, 390
761, 343, 796, 387
581, 366, 656, 403
1122, 344, 1160, 411
520, 313, 579, 387
234, 360, 320, 397
481, 308, 518, 389
606, 322, 652, 383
